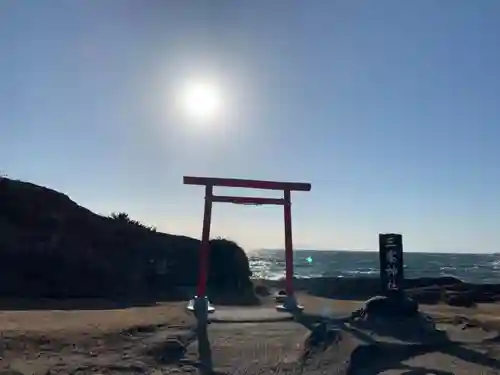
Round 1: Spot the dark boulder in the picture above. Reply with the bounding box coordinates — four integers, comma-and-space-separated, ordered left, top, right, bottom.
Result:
208, 238, 252, 291
261, 276, 465, 302
446, 293, 476, 308
363, 294, 419, 318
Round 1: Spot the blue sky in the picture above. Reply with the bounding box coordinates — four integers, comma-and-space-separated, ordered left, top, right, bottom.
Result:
1, 1, 499, 252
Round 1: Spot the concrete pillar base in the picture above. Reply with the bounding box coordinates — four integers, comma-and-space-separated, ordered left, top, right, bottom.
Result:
276, 295, 303, 312
187, 296, 215, 319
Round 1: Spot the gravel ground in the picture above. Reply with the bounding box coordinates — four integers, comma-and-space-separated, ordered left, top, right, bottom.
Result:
2, 296, 500, 374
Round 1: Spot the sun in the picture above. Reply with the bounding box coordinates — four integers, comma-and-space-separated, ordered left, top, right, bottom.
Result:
180, 80, 223, 123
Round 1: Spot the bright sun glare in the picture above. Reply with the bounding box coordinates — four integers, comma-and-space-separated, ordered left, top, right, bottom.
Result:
180, 80, 223, 123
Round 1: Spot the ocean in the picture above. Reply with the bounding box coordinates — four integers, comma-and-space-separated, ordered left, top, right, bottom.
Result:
248, 250, 500, 284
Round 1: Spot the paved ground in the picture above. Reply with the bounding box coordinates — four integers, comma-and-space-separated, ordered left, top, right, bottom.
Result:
210, 306, 294, 322
185, 321, 310, 374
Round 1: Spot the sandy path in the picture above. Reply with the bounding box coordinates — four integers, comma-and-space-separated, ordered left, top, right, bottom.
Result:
0, 302, 193, 334
0, 302, 196, 375
194, 322, 308, 374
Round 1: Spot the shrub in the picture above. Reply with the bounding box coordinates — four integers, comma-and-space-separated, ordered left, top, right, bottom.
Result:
109, 212, 156, 232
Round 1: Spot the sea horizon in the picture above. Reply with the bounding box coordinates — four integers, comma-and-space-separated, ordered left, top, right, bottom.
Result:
250, 248, 498, 255
248, 249, 500, 283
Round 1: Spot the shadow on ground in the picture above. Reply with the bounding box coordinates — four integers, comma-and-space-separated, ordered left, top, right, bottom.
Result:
293, 310, 500, 375
141, 316, 216, 375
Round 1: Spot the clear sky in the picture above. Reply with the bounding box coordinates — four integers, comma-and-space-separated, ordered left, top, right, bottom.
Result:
1, 1, 499, 253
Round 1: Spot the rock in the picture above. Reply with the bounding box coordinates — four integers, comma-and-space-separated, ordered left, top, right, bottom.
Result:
258, 276, 500, 306
446, 293, 476, 308
145, 339, 186, 364
302, 321, 341, 356
259, 276, 464, 301
0, 177, 255, 302
363, 295, 419, 318
406, 288, 442, 305
254, 284, 270, 297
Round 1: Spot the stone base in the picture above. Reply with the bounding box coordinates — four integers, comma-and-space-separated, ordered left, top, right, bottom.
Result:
276, 295, 304, 313
274, 290, 287, 304
349, 312, 446, 345
186, 296, 215, 316
349, 295, 445, 344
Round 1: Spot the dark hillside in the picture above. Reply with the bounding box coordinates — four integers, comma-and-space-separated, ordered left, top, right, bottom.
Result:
0, 177, 253, 302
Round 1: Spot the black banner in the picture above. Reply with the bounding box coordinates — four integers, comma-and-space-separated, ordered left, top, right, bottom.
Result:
379, 233, 404, 295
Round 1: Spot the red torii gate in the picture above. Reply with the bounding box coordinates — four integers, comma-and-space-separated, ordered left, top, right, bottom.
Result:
184, 176, 311, 314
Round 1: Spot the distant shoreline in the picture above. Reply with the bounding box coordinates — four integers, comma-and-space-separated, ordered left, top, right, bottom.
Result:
255, 276, 500, 306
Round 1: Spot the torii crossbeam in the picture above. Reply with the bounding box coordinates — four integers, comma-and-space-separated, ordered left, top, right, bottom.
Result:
184, 176, 311, 315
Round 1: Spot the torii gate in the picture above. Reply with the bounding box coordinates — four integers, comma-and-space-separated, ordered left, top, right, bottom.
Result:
184, 176, 311, 315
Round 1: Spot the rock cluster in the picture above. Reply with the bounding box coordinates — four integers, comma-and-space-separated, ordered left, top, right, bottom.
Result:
349, 295, 445, 343
261, 275, 499, 306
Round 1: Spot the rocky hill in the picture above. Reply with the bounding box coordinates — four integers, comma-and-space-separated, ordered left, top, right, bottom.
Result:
0, 177, 254, 302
